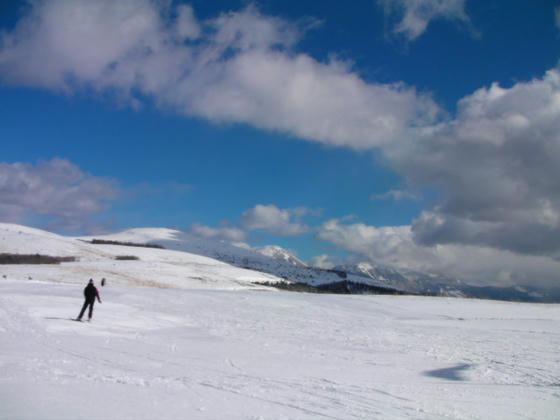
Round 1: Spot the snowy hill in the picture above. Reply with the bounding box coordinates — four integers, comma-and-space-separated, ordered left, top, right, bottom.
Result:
1, 268, 559, 418
0, 223, 283, 290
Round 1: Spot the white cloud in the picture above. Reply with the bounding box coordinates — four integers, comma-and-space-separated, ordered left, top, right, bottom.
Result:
230, 241, 252, 250
189, 223, 246, 241
316, 218, 560, 288
317, 219, 437, 270
208, 4, 301, 51
175, 4, 201, 40
308, 254, 334, 269
308, 254, 352, 270
378, 0, 472, 41
181, 51, 440, 149
0, 0, 165, 91
0, 0, 442, 149
188, 204, 312, 241
385, 69, 560, 256
240, 204, 310, 236
0, 158, 117, 232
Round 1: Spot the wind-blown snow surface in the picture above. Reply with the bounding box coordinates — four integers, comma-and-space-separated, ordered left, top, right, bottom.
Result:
1, 280, 559, 419
1, 223, 559, 418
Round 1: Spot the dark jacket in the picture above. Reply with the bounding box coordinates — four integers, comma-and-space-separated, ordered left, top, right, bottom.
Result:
84, 283, 101, 302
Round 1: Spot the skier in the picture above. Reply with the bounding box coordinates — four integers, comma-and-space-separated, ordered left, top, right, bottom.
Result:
77, 279, 102, 321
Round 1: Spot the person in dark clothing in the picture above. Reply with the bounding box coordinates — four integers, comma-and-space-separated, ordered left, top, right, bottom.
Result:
77, 279, 102, 321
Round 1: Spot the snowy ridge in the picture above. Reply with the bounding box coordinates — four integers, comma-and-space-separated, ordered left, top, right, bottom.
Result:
0, 223, 283, 290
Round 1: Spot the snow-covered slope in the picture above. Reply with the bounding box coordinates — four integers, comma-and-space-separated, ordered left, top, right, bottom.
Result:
0, 223, 283, 290
1, 277, 558, 419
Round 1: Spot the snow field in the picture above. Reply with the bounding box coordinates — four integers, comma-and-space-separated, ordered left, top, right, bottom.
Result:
1, 278, 559, 419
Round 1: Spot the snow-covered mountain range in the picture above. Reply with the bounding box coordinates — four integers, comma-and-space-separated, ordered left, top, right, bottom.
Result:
334, 262, 560, 303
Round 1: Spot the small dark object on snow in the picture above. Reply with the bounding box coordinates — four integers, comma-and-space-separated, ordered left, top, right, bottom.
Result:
101, 278, 106, 286
77, 279, 102, 321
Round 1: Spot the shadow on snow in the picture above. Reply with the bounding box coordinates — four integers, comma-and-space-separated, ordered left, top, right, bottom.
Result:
423, 363, 473, 381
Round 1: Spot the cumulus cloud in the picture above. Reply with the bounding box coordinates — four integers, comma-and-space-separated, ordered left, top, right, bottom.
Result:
189, 223, 246, 241
317, 219, 437, 270
241, 204, 310, 236
0, 0, 441, 149
188, 204, 312, 241
308, 254, 335, 269
0, 0, 165, 91
0, 159, 117, 232
385, 69, 560, 257
316, 218, 560, 288
378, 0, 472, 41
308, 254, 353, 270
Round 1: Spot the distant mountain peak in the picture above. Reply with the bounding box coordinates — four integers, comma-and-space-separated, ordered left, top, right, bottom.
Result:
254, 245, 307, 267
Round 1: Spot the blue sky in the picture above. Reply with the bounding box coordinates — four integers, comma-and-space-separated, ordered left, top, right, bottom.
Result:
1, 0, 560, 288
